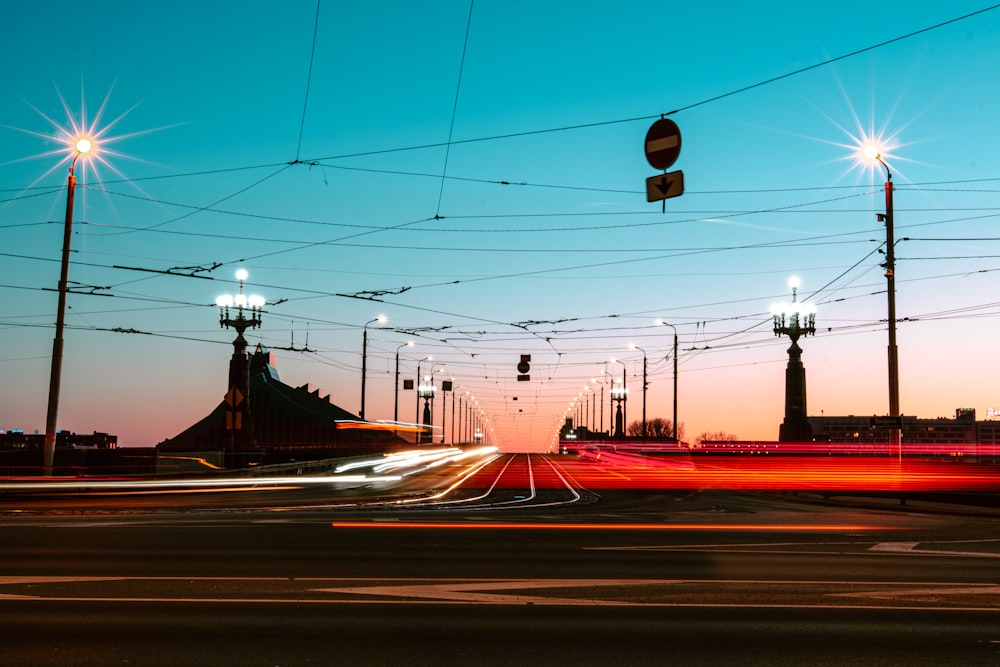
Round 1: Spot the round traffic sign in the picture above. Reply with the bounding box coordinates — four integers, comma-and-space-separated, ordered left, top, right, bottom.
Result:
645, 118, 682, 170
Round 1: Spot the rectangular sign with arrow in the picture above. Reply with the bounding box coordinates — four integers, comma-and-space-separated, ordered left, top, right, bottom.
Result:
646, 170, 684, 202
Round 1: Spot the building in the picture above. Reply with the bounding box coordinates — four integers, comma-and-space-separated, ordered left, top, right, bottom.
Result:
157, 345, 407, 465
0, 430, 117, 450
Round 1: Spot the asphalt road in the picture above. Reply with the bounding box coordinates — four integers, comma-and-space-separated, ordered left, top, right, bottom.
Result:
1, 454, 999, 665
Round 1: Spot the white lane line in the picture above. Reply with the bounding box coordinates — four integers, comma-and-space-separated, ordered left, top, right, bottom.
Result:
870, 542, 919, 552
315, 578, 667, 605
870, 542, 1000, 558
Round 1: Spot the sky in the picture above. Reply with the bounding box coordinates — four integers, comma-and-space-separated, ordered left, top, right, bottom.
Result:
3, 1, 1000, 452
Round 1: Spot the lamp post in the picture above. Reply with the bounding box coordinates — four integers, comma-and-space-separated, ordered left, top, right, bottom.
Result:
864, 145, 901, 454
415, 357, 431, 442
43, 138, 93, 475
216, 269, 266, 456
590, 379, 598, 434
770, 277, 816, 442
610, 380, 627, 439
394, 341, 414, 422
616, 359, 627, 437
416, 360, 438, 444
609, 359, 628, 439
417, 377, 435, 444
359, 315, 386, 420
655, 320, 680, 441
629, 344, 648, 438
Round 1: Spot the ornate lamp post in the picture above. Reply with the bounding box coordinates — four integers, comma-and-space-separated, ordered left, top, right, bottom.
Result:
864, 144, 901, 454
417, 370, 436, 444
770, 277, 816, 442
359, 315, 386, 420
216, 269, 265, 455
43, 137, 93, 474
612, 359, 627, 438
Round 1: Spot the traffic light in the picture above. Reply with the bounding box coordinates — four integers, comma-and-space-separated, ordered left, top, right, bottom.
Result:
517, 355, 530, 381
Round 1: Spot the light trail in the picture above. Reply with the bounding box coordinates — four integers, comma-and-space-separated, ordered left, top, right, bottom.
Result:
0, 475, 402, 493
331, 521, 897, 532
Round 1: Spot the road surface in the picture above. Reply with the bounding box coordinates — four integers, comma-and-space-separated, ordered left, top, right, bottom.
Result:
1, 453, 998, 665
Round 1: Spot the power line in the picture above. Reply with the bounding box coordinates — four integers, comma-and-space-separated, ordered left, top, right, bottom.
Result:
294, 0, 323, 162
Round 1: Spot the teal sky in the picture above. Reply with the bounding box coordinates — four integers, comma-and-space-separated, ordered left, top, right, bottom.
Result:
3, 1, 1000, 451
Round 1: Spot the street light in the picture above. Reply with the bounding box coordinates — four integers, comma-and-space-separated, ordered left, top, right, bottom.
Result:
610, 358, 628, 439
655, 319, 680, 442
589, 378, 598, 433
629, 344, 648, 437
216, 269, 266, 456
359, 315, 386, 420
415, 357, 433, 443
864, 144, 901, 453
43, 137, 94, 474
394, 341, 414, 422
770, 276, 816, 443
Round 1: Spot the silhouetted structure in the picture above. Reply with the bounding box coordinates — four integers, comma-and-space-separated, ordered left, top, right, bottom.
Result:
0, 430, 117, 450
771, 279, 816, 442
158, 346, 405, 465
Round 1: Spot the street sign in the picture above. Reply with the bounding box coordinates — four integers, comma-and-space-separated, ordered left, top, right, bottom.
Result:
870, 416, 903, 430
645, 118, 682, 170
225, 387, 243, 407
646, 170, 684, 202
517, 354, 530, 382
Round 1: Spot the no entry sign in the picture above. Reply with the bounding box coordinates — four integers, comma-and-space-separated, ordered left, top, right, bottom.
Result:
644, 118, 682, 170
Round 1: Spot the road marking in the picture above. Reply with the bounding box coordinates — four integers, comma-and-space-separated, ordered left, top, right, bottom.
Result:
870, 542, 918, 552
832, 585, 1000, 600
1, 577, 998, 611
315, 579, 664, 605
870, 541, 1000, 558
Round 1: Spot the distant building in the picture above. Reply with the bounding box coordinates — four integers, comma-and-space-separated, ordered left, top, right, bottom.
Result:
0, 430, 117, 450
694, 409, 998, 463
805, 408, 998, 461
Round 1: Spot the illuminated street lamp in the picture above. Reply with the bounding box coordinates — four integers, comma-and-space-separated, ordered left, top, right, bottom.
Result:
590, 378, 599, 433
629, 344, 648, 438
43, 138, 94, 474
655, 319, 680, 441
216, 269, 266, 455
770, 277, 816, 442
416, 359, 437, 444
394, 341, 414, 422
609, 358, 628, 439
864, 144, 901, 453
359, 315, 386, 420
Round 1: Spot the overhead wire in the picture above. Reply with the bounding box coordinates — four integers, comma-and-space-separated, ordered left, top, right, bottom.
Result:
9, 4, 1000, 440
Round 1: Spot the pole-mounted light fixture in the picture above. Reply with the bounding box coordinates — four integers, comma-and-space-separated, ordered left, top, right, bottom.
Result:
42, 137, 96, 474
863, 144, 901, 454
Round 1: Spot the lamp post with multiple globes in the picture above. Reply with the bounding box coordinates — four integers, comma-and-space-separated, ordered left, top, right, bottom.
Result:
43, 138, 94, 474
770, 277, 816, 443
415, 357, 434, 443
610, 359, 628, 439
216, 269, 265, 456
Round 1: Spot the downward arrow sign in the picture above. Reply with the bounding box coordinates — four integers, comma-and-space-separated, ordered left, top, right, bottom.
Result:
646, 170, 684, 202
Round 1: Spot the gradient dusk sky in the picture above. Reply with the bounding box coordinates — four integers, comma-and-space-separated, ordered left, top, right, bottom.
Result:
3, 1, 1000, 452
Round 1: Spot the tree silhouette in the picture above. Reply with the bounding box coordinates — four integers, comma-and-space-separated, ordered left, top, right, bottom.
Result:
626, 417, 685, 440
695, 431, 740, 444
